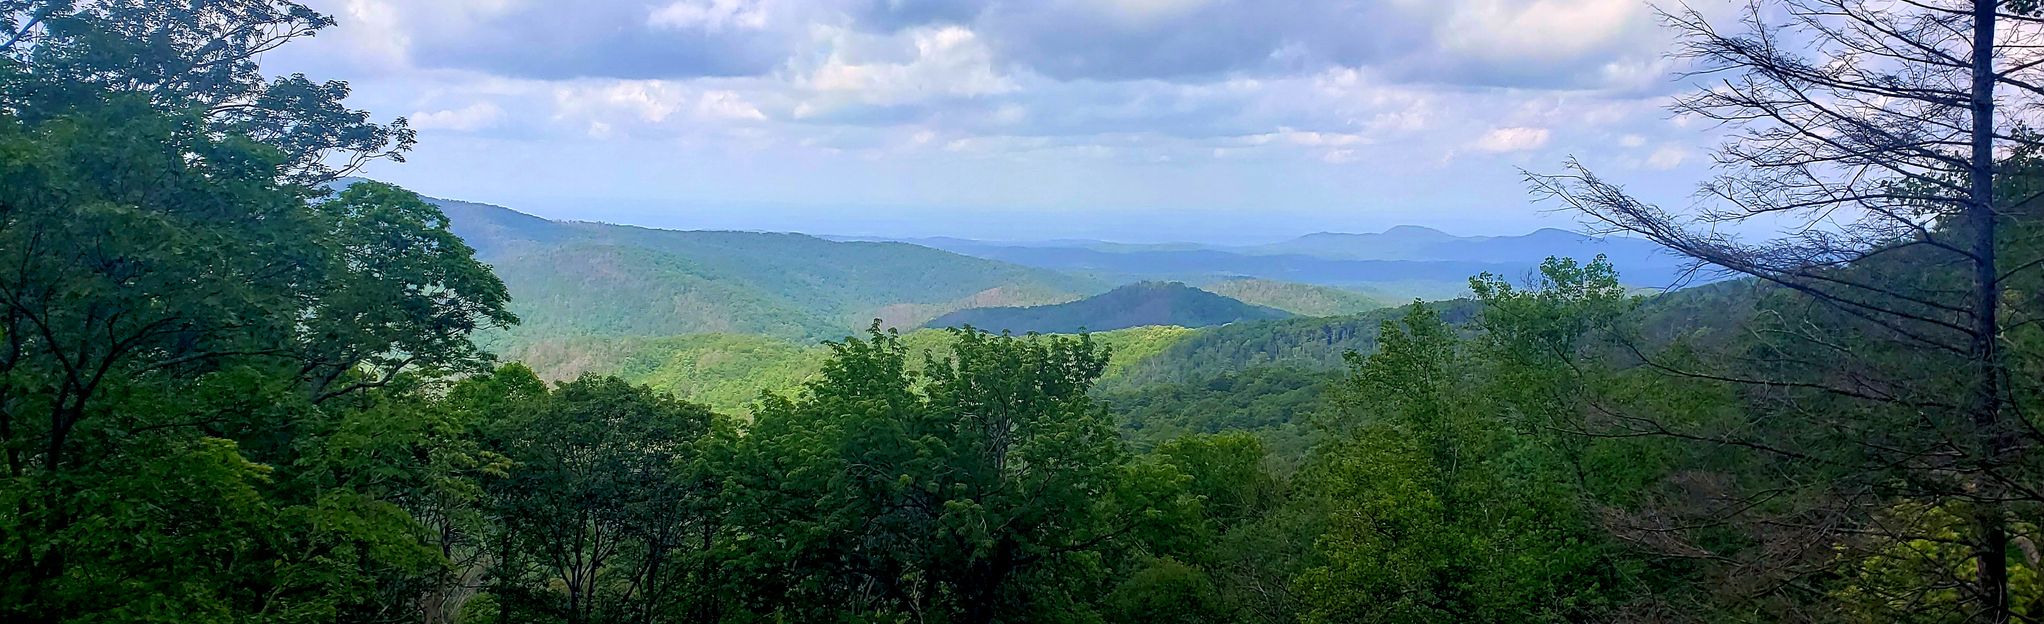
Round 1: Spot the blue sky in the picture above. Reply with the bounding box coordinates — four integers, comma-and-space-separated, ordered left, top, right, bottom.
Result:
266, 0, 1732, 244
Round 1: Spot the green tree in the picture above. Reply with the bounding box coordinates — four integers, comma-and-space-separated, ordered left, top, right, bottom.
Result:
483, 375, 728, 624
1, 0, 413, 183
0, 5, 507, 617
1295, 304, 1618, 623
1142, 432, 1313, 624
725, 325, 1189, 623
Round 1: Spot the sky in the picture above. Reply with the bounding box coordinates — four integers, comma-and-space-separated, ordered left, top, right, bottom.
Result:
264, 0, 1731, 244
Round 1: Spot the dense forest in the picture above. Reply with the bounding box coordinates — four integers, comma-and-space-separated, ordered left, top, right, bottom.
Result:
10, 1, 2044, 623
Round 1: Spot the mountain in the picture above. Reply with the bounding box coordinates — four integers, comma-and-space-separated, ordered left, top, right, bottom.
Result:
1251, 225, 1464, 259
1245, 226, 1673, 264
400, 186, 1105, 359
903, 244, 1518, 297
1099, 299, 1484, 391
1197, 278, 1390, 316
924, 281, 1293, 334
853, 226, 1696, 300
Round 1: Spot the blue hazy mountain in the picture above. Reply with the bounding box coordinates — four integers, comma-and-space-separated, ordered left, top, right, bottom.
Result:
834, 226, 1692, 299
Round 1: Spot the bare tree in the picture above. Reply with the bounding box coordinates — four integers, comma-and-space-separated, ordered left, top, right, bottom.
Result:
1529, 0, 2044, 620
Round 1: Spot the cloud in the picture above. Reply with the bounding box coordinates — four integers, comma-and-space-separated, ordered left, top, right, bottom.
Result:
649, 0, 770, 32
1473, 127, 1552, 153
841, 0, 1665, 88
545, 80, 772, 139
411, 102, 505, 131
697, 90, 768, 120
1435, 0, 1647, 65
1646, 144, 1687, 169
799, 25, 1016, 109
362, 0, 812, 80
269, 0, 1704, 189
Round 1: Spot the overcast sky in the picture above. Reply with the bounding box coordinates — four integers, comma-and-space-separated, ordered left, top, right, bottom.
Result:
265, 0, 1732, 243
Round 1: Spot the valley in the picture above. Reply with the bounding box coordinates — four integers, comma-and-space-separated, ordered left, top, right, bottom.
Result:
413, 185, 1670, 420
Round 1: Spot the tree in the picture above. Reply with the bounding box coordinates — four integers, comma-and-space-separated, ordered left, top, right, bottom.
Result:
1528, 0, 2044, 619
1295, 304, 1621, 623
484, 375, 727, 624
1146, 432, 1311, 624
0, 4, 506, 617
298, 181, 518, 403
724, 325, 1190, 623
0, 0, 413, 184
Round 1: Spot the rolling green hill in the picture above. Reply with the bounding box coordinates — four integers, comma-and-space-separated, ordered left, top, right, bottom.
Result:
1197, 278, 1390, 317
1099, 299, 1484, 391
512, 325, 1199, 413
410, 189, 1105, 358
925, 281, 1292, 334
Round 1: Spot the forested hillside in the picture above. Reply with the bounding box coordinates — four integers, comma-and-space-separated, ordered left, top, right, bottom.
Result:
508, 325, 1198, 413
415, 188, 1101, 350
1198, 278, 1389, 316
1101, 299, 1483, 390
926, 281, 1293, 333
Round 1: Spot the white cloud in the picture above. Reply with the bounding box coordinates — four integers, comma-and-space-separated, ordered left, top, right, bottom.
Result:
802, 25, 1015, 106
411, 102, 505, 131
547, 80, 772, 139
329, 0, 412, 68
1473, 126, 1551, 153
1262, 127, 1371, 147
1646, 144, 1687, 169
696, 90, 767, 120
1437, 0, 1649, 63
648, 0, 769, 32
1618, 134, 1647, 148
558, 81, 688, 122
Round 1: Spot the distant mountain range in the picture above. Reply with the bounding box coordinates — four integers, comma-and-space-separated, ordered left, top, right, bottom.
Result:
397, 185, 1101, 363
924, 282, 1294, 334
348, 179, 1702, 391
831, 226, 1691, 299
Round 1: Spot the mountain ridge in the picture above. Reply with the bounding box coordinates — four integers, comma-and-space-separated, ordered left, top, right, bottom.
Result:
925, 281, 1293, 334
362, 180, 1108, 354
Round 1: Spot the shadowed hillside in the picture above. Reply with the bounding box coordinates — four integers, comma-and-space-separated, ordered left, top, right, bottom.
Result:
925, 281, 1293, 334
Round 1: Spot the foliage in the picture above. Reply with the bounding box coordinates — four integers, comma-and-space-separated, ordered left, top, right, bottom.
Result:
722, 325, 1192, 622
1101, 366, 1337, 458
480, 374, 730, 624
0, 4, 502, 620
0, 0, 412, 183
1198, 278, 1389, 317
1294, 303, 1623, 623
1101, 299, 1482, 391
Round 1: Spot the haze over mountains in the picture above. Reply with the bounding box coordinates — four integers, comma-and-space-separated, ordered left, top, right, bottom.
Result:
370, 178, 1699, 402
832, 225, 1690, 299
425, 189, 1096, 342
